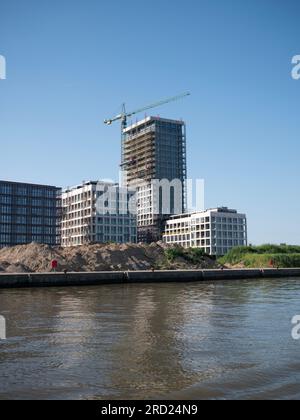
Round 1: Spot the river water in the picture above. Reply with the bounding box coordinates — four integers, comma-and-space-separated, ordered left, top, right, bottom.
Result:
0, 278, 300, 400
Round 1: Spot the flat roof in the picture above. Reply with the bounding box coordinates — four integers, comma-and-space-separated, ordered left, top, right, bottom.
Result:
169, 208, 244, 219
0, 179, 61, 190
63, 180, 118, 193
124, 116, 185, 133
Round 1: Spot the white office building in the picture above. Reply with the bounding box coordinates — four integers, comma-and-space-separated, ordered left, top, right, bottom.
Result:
163, 207, 247, 256
61, 181, 137, 247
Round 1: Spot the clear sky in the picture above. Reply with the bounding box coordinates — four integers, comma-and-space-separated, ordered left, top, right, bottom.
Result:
0, 0, 299, 245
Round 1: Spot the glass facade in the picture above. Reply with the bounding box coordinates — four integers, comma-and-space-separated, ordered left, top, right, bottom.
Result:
0, 181, 61, 248
155, 120, 187, 183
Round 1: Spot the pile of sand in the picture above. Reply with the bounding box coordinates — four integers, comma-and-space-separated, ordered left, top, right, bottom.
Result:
0, 242, 218, 273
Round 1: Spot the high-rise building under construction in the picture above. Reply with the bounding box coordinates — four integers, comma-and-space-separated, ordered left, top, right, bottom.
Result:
122, 116, 187, 243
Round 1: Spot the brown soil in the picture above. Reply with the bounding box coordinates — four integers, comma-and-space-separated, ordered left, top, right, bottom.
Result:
0, 242, 218, 273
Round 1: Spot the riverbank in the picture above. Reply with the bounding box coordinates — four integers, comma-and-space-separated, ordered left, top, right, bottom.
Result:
1, 268, 300, 289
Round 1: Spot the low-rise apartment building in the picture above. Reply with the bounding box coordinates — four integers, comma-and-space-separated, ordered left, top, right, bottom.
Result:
61, 181, 137, 247
163, 207, 247, 256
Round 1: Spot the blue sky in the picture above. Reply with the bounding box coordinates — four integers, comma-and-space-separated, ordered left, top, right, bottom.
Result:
0, 0, 299, 244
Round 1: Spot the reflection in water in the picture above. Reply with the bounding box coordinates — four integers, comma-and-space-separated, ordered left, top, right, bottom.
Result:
0, 278, 300, 400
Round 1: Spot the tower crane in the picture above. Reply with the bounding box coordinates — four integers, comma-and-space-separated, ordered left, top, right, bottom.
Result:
104, 92, 191, 164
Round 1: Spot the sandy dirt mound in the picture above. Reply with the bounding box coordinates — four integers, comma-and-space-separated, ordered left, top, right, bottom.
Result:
0, 242, 218, 273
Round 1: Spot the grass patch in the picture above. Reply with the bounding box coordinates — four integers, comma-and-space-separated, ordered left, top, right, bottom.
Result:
219, 244, 300, 268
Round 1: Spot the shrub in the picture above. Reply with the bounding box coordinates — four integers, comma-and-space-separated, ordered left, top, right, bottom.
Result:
165, 247, 206, 264
219, 244, 300, 268
165, 247, 184, 262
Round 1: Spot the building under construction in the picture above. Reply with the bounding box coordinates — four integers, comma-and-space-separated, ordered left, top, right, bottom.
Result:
123, 116, 187, 243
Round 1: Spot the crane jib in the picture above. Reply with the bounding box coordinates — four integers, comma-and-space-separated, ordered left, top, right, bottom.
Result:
104, 92, 190, 126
